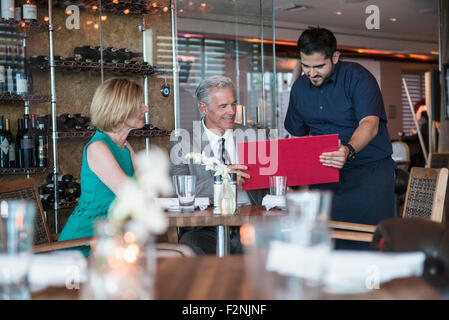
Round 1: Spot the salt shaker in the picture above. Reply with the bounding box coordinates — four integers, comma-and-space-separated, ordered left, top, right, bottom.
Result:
213, 175, 223, 214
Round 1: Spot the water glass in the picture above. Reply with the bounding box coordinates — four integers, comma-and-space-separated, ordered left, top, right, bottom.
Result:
242, 217, 331, 299
269, 176, 288, 196
174, 175, 196, 211
286, 190, 332, 222
0, 200, 36, 300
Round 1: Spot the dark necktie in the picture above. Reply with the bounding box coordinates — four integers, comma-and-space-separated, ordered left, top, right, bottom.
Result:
219, 137, 231, 165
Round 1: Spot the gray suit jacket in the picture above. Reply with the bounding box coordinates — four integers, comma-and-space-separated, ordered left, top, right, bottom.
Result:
169, 120, 267, 205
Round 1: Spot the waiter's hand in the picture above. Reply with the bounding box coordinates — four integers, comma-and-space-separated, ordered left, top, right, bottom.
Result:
319, 140, 349, 169
227, 164, 250, 185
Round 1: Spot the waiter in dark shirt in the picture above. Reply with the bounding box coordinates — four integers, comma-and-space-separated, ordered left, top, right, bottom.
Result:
284, 27, 396, 249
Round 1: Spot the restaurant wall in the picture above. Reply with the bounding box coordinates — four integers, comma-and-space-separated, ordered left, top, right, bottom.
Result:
342, 58, 402, 141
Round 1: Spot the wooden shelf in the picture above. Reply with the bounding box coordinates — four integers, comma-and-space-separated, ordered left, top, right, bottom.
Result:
0, 167, 53, 175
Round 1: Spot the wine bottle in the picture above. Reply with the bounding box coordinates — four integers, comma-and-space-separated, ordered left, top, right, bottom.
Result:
16, 118, 23, 167
36, 122, 48, 167
0, 115, 9, 168
22, 0, 36, 22
20, 114, 36, 168
103, 47, 119, 63
15, 71, 27, 94
24, 58, 32, 93
14, 0, 22, 21
0, 64, 5, 94
74, 45, 99, 61
5, 118, 16, 167
1, 0, 15, 20
6, 66, 14, 94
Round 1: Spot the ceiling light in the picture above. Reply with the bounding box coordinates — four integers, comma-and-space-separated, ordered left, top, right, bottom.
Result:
275, 4, 309, 12
335, 11, 342, 15
389, 18, 397, 22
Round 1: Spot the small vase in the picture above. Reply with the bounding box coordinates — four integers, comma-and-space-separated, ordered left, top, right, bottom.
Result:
218, 178, 237, 214
81, 220, 156, 300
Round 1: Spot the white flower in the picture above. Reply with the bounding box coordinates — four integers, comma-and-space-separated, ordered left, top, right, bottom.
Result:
108, 148, 171, 242
135, 148, 173, 197
185, 152, 230, 180
185, 152, 203, 164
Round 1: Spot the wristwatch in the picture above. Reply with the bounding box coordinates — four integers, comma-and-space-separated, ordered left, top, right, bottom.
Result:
343, 143, 356, 161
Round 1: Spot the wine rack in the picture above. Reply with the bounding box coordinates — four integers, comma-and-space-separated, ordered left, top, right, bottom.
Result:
36, 0, 170, 16
31, 59, 163, 76
0, 94, 51, 104
56, 127, 171, 139
0, 167, 53, 175
0, 18, 48, 37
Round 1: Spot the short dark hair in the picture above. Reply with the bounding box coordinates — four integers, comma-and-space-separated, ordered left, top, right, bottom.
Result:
297, 27, 337, 59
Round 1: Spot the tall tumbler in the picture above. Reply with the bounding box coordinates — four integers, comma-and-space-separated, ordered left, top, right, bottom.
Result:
0, 200, 36, 300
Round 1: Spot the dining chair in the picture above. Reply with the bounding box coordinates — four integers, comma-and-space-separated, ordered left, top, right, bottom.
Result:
0, 177, 92, 253
328, 167, 449, 242
329, 221, 376, 243
402, 167, 449, 223
427, 152, 449, 169
371, 217, 449, 294
392, 141, 411, 172
0, 177, 52, 245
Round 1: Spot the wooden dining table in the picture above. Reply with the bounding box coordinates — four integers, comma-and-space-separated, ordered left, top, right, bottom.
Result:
166, 205, 376, 257
33, 253, 441, 300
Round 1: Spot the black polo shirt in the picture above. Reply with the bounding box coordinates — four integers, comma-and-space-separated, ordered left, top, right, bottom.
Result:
284, 60, 392, 169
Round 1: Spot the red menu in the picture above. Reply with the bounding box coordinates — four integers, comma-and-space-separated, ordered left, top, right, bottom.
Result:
237, 134, 339, 191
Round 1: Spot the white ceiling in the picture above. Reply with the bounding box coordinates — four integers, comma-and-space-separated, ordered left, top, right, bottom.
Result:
177, 0, 440, 56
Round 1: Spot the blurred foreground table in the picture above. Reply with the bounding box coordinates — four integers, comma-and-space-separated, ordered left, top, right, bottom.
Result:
167, 205, 376, 257
33, 254, 441, 300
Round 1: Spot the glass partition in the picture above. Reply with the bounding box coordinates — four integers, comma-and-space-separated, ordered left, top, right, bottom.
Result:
173, 0, 278, 133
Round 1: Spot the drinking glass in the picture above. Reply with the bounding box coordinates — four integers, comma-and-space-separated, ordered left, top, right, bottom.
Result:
242, 217, 331, 299
269, 176, 288, 196
174, 175, 196, 211
0, 200, 36, 300
286, 190, 333, 222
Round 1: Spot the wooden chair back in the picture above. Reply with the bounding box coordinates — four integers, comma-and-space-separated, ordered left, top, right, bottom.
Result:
392, 141, 410, 161
0, 178, 51, 245
428, 152, 449, 169
392, 141, 411, 171
402, 167, 449, 223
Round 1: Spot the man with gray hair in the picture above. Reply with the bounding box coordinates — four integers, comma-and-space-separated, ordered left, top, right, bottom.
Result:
169, 75, 267, 255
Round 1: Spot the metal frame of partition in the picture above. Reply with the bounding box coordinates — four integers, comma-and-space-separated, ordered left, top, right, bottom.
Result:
48, 0, 59, 233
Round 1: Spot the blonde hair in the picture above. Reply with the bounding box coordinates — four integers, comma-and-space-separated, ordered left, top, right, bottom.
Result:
90, 78, 143, 132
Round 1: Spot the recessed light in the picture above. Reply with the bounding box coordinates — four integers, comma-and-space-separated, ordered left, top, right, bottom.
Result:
275, 4, 309, 12
335, 11, 342, 15
389, 18, 397, 22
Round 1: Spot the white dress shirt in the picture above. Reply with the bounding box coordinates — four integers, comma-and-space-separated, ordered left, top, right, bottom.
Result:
202, 119, 251, 205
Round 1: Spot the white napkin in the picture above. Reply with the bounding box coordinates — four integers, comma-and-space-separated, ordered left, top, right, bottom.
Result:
29, 251, 88, 291
323, 250, 425, 293
262, 195, 286, 210
155, 197, 210, 211
265, 241, 425, 293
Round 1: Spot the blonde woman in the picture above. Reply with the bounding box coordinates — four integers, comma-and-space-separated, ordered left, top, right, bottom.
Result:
58, 78, 148, 255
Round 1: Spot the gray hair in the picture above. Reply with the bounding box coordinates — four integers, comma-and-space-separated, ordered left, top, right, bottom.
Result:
195, 75, 235, 112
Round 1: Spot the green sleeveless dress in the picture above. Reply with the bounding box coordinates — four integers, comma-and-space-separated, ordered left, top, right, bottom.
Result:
58, 131, 135, 256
